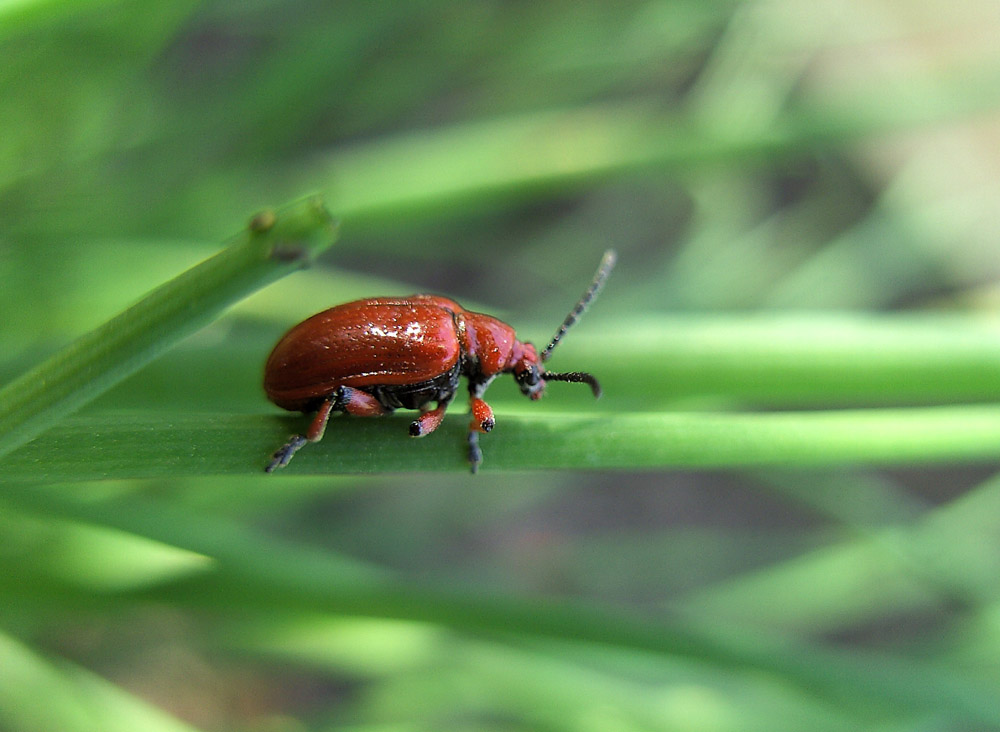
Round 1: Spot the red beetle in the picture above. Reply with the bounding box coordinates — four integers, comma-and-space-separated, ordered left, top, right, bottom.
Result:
264, 250, 616, 473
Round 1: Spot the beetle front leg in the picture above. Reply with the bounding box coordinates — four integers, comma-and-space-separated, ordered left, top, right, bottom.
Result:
463, 397, 495, 474
468, 397, 495, 434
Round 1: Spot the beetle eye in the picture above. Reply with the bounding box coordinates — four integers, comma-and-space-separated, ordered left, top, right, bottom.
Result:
515, 366, 538, 386
515, 365, 545, 398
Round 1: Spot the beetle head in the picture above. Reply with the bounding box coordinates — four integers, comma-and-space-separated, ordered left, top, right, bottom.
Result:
512, 343, 545, 400
512, 342, 602, 401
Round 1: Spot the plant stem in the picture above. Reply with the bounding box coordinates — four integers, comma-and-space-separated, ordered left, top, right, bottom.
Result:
0, 198, 339, 461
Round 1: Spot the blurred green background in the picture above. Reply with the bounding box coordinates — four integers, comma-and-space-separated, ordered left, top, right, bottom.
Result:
5, 0, 1000, 730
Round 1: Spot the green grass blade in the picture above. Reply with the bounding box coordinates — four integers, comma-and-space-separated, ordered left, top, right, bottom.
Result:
577, 314, 1000, 406
9, 406, 1000, 481
0, 198, 338, 461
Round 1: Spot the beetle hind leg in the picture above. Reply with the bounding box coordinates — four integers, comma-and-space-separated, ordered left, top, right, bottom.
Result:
337, 386, 389, 418
265, 394, 338, 473
266, 386, 388, 472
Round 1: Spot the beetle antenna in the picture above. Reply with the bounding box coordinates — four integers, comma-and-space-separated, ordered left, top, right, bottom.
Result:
542, 371, 602, 398
540, 249, 616, 362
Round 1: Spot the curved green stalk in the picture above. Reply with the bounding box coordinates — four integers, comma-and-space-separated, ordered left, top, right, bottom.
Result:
0, 198, 338, 461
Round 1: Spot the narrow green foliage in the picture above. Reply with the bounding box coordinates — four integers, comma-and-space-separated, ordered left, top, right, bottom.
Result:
9, 405, 1000, 481
0, 198, 338, 460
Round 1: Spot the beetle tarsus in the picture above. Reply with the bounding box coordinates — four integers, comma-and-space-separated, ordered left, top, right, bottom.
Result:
468, 430, 482, 474
265, 434, 308, 472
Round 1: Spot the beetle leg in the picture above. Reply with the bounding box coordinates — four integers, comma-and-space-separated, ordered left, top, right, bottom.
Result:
467, 430, 482, 474
265, 395, 339, 472
266, 387, 388, 472
337, 386, 389, 418
469, 397, 495, 434
306, 395, 337, 441
266, 434, 308, 473
463, 398, 495, 474
409, 401, 448, 437
463, 380, 495, 473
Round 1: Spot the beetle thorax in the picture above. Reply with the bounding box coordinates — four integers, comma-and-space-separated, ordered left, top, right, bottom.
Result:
460, 311, 525, 378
